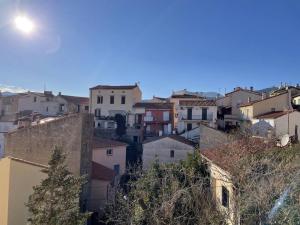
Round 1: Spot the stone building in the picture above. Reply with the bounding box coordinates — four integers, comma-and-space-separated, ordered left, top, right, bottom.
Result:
4, 113, 94, 208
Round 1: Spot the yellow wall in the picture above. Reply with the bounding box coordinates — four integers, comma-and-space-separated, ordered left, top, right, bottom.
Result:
208, 162, 236, 225
0, 158, 11, 225
0, 157, 46, 225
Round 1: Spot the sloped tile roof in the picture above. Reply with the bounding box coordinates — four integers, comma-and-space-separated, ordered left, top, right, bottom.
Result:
133, 102, 174, 109
59, 95, 89, 105
255, 110, 294, 119
90, 84, 138, 90
179, 100, 216, 106
143, 135, 196, 147
91, 161, 115, 181
92, 137, 128, 149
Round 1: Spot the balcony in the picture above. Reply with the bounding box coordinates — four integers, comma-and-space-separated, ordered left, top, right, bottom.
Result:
144, 116, 153, 122
181, 113, 214, 121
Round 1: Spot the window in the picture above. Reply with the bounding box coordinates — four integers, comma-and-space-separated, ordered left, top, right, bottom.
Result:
85, 105, 89, 111
33, 96, 37, 102
114, 164, 120, 175
163, 111, 170, 121
222, 186, 229, 208
121, 96, 126, 104
97, 96, 103, 104
106, 149, 113, 156
46, 107, 49, 112
133, 136, 138, 143
95, 108, 101, 117
187, 123, 192, 131
110, 96, 114, 104
146, 111, 152, 116
59, 104, 65, 112
271, 107, 276, 112
170, 150, 175, 158
77, 105, 80, 113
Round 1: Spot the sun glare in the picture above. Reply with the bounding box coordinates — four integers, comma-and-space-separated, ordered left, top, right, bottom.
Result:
14, 15, 35, 34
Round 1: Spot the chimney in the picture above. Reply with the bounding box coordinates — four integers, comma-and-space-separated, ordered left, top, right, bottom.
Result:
58, 92, 62, 96
250, 86, 254, 91
262, 92, 267, 100
297, 83, 300, 88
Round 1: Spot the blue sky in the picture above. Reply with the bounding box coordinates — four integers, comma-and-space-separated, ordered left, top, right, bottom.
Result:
0, 0, 299, 98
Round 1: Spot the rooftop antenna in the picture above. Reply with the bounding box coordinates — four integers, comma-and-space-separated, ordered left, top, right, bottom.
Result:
43, 83, 46, 92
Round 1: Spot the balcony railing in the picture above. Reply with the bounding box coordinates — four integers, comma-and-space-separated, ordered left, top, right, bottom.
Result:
181, 113, 214, 121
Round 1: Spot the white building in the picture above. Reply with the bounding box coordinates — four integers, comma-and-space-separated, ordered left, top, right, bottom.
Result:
142, 135, 196, 170
251, 110, 300, 142
89, 84, 142, 128
18, 91, 89, 116
176, 100, 217, 133
18, 91, 57, 116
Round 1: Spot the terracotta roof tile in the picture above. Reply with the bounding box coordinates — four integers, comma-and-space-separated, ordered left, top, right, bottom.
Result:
92, 137, 128, 149
143, 135, 197, 147
255, 110, 294, 119
90, 84, 138, 90
59, 95, 89, 105
91, 161, 115, 181
133, 102, 174, 109
179, 100, 216, 106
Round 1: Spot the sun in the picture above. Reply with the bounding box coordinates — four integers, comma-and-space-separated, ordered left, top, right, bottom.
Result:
14, 15, 35, 34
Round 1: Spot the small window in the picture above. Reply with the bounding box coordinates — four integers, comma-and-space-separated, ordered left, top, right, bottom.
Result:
97, 96, 103, 104
33, 96, 37, 102
170, 150, 175, 158
271, 108, 276, 112
110, 96, 114, 104
77, 105, 80, 113
106, 149, 113, 156
46, 107, 49, 112
85, 106, 89, 111
59, 104, 65, 112
222, 186, 229, 208
121, 96, 126, 104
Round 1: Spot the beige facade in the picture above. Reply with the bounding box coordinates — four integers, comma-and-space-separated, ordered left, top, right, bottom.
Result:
240, 92, 292, 120
216, 88, 261, 128
203, 157, 236, 225
92, 140, 127, 175
142, 136, 195, 170
0, 157, 47, 225
89, 84, 142, 119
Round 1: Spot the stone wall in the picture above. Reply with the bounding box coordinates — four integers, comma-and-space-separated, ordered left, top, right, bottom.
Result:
5, 113, 94, 175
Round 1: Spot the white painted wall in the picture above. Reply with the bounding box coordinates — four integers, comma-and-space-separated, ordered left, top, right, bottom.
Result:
142, 137, 194, 170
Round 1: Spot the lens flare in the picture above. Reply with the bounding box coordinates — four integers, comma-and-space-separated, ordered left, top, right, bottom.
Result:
14, 15, 35, 34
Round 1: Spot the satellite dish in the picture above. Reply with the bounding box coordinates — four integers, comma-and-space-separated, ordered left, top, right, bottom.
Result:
280, 134, 290, 147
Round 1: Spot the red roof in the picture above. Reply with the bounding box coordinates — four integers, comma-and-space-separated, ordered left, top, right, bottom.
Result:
90, 84, 138, 90
91, 161, 115, 181
143, 135, 196, 147
92, 137, 127, 149
201, 138, 274, 172
59, 95, 89, 105
224, 87, 261, 97
179, 100, 216, 106
255, 111, 293, 119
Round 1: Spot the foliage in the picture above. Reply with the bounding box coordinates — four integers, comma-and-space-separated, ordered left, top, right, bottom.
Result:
115, 114, 127, 137
26, 147, 90, 225
104, 153, 227, 225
